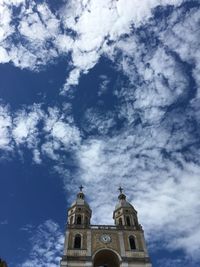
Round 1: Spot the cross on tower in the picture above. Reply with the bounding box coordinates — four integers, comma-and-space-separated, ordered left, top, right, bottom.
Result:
79, 185, 84, 192
118, 186, 123, 194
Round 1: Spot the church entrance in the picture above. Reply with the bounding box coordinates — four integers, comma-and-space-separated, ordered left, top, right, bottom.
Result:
93, 249, 120, 267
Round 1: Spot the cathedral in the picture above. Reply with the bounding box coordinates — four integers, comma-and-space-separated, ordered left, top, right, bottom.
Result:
60, 186, 152, 267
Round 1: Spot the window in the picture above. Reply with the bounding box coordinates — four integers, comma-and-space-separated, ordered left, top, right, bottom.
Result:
129, 236, 136, 250
74, 234, 81, 249
76, 215, 82, 225
118, 218, 122, 226
126, 216, 131, 226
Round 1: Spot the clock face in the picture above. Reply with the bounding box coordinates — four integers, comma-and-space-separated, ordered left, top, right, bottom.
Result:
100, 234, 111, 243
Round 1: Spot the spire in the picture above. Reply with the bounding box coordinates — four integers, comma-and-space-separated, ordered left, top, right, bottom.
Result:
77, 185, 85, 199
79, 185, 84, 192
118, 186, 123, 194
118, 186, 126, 200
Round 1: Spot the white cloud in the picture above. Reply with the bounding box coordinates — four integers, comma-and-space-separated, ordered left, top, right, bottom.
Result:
160, 6, 200, 89
19, 220, 64, 267
0, 47, 10, 63
43, 107, 81, 148
114, 0, 183, 29
157, 257, 196, 267
33, 148, 42, 164
0, 0, 185, 88
0, 1, 63, 68
51, 121, 80, 146
0, 1, 14, 42
0, 104, 81, 163
13, 105, 43, 146
0, 105, 12, 150
0, 220, 8, 225
82, 108, 116, 135
19, 3, 60, 42
60, 0, 184, 90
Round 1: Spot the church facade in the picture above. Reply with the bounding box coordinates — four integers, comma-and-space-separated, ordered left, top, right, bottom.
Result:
60, 187, 152, 267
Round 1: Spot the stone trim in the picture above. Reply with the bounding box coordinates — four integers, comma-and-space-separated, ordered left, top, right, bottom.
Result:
61, 255, 92, 262
121, 256, 152, 263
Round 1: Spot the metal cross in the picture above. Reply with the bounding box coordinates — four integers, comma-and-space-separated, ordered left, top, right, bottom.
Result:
118, 186, 123, 194
79, 185, 84, 192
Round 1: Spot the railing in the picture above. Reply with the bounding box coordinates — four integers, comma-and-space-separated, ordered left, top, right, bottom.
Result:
67, 224, 142, 230
67, 249, 87, 256
125, 250, 145, 257
90, 225, 118, 229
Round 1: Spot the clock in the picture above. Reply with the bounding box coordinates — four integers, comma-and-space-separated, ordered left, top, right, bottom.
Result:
100, 234, 111, 243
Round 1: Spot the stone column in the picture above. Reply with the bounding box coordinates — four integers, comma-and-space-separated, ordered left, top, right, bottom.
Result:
64, 230, 69, 255
86, 230, 92, 256
118, 231, 126, 257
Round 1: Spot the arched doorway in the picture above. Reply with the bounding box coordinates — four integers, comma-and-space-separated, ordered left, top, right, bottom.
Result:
93, 249, 120, 267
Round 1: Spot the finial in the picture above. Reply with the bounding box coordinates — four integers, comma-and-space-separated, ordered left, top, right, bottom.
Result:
118, 186, 126, 201
118, 186, 123, 194
79, 185, 84, 192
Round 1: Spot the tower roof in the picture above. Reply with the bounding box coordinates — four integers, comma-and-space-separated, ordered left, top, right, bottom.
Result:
114, 187, 134, 210
70, 185, 91, 209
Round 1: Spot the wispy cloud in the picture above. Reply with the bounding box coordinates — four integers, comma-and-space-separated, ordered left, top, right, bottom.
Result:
156, 257, 198, 267
0, 104, 80, 163
0, 220, 8, 225
0, 104, 12, 150
19, 220, 64, 267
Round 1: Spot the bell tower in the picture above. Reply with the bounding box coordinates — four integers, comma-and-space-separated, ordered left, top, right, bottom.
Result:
67, 185, 92, 226
60, 186, 152, 267
113, 187, 139, 228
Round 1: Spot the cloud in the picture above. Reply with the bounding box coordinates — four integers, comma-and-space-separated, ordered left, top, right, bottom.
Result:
0, 104, 81, 163
0, 1, 65, 69
19, 220, 64, 267
60, 0, 184, 90
0, 220, 8, 225
0, 104, 13, 150
13, 105, 43, 147
0, 0, 185, 88
156, 257, 198, 267
160, 6, 200, 88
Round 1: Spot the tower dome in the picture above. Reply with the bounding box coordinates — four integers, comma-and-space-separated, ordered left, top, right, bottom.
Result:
115, 190, 134, 210
70, 188, 90, 208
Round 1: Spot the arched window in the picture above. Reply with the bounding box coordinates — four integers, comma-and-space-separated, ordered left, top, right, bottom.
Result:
129, 236, 136, 250
76, 215, 82, 225
126, 216, 131, 226
118, 218, 122, 226
74, 234, 81, 249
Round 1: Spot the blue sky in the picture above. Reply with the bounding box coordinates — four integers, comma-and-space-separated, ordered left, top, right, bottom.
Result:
0, 0, 200, 266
